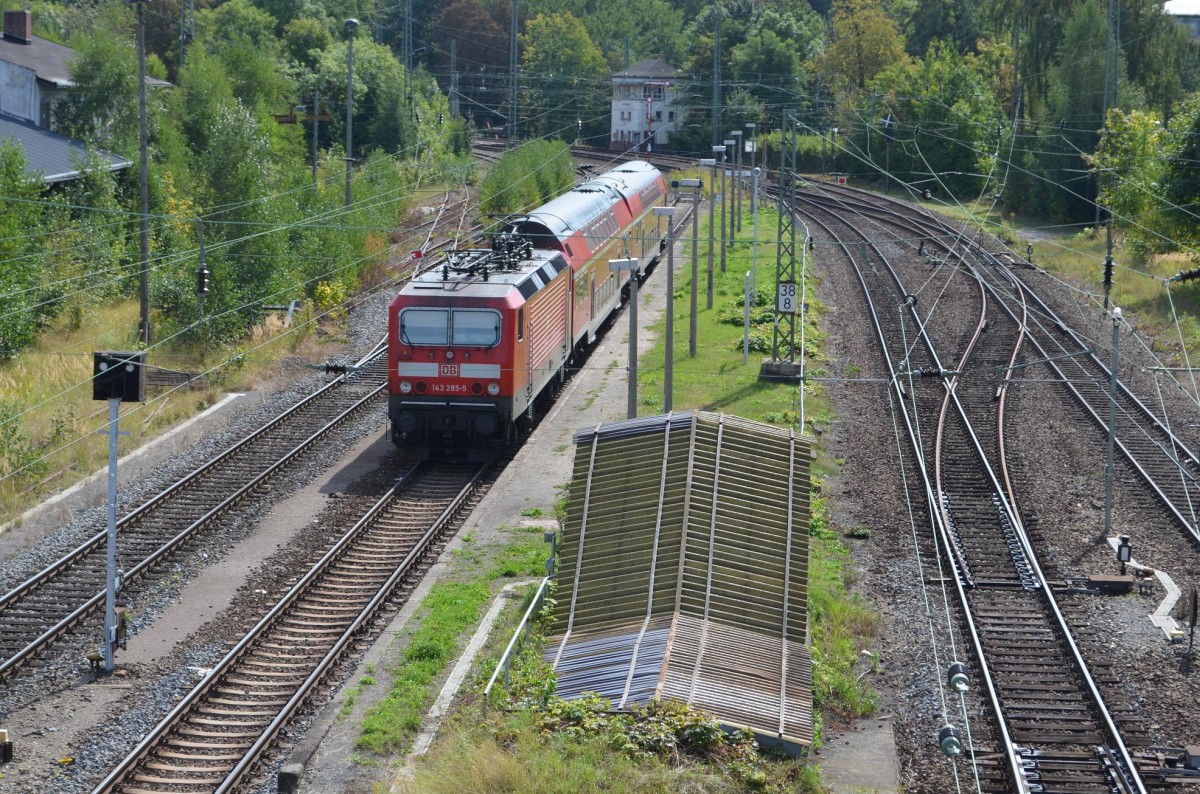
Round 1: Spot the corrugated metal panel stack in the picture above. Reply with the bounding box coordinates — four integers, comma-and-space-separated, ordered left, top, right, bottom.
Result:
547, 411, 814, 752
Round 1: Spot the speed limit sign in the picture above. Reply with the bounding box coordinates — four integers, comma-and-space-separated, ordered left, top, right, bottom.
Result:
776, 280, 798, 313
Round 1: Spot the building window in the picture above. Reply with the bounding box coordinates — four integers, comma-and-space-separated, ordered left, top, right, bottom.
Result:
655, 110, 662, 121
668, 111, 676, 122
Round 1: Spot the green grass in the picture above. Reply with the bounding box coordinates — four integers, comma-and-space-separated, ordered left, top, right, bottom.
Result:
923, 195, 1200, 370
637, 206, 825, 431
355, 530, 551, 756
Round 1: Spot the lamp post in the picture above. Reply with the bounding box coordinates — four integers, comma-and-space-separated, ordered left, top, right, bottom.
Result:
746, 122, 757, 213
679, 177, 702, 357
1103, 307, 1122, 541
135, 0, 150, 344
653, 207, 676, 411
609, 258, 640, 419
722, 139, 734, 270
344, 18, 360, 208
731, 130, 742, 234
705, 150, 722, 309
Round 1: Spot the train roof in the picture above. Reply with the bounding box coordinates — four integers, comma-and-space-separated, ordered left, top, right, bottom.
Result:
512, 160, 661, 246
400, 248, 568, 301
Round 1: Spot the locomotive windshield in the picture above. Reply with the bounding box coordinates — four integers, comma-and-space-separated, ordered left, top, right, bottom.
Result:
452, 310, 501, 346
399, 308, 500, 347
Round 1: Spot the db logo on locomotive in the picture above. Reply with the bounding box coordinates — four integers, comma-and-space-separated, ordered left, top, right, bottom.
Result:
440, 364, 459, 377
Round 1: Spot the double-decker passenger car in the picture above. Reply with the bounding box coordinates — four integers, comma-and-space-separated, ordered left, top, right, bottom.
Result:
387, 160, 667, 460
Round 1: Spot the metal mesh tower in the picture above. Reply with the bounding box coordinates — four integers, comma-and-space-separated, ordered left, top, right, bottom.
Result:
771, 110, 799, 363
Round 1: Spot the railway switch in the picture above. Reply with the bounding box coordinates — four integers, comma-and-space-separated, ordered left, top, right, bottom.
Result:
938, 724, 963, 756
947, 661, 970, 692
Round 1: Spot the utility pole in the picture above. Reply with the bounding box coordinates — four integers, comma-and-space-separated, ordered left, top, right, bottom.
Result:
179, 0, 195, 67
609, 259, 640, 419
732, 130, 743, 234
746, 122, 757, 214
345, 18, 359, 208
403, 0, 413, 120
689, 180, 701, 356
311, 88, 319, 184
1103, 307, 1122, 541
450, 40, 460, 117
654, 207, 676, 410
721, 140, 732, 272
767, 110, 799, 370
135, 0, 150, 345
1099, 0, 1119, 229
705, 150, 722, 308
508, 0, 518, 148
711, 11, 721, 146
195, 219, 208, 325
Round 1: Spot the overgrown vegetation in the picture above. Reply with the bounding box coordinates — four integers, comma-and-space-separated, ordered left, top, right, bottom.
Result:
354, 528, 550, 757
477, 140, 575, 216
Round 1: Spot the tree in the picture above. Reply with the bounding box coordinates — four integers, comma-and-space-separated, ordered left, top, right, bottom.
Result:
1156, 96, 1200, 250
1085, 109, 1165, 246
196, 0, 292, 113
1045, 0, 1108, 219
315, 38, 406, 155
582, 0, 687, 68
865, 42, 1001, 195
0, 143, 45, 360
816, 0, 911, 95
283, 17, 332, 69
56, 29, 140, 154
902, 0, 978, 55
520, 13, 608, 140
730, 29, 804, 111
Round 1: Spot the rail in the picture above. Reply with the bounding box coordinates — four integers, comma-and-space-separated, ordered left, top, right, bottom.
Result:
482, 575, 552, 706
0, 339, 390, 680
92, 462, 489, 792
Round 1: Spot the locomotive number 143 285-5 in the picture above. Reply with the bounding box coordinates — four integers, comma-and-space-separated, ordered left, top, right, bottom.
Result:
429, 382, 469, 394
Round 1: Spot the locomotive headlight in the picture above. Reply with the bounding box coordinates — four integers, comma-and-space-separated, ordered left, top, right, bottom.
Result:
487, 382, 501, 396
399, 381, 413, 394
445, 350, 455, 361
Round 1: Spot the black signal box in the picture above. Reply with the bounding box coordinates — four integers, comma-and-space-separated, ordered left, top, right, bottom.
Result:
93, 351, 146, 402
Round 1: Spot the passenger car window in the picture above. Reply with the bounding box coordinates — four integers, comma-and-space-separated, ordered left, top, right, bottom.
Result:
399, 308, 449, 345
451, 309, 501, 346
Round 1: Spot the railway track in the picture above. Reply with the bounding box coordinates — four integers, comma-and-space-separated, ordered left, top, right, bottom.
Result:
795, 190, 1152, 791
800, 184, 1200, 546
0, 341, 390, 682
92, 461, 489, 793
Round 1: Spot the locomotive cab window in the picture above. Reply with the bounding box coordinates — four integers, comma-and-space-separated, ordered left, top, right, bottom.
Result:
400, 308, 500, 347
451, 309, 501, 347
399, 308, 449, 345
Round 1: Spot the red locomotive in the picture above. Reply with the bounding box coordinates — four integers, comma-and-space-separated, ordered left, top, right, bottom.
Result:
387, 160, 668, 460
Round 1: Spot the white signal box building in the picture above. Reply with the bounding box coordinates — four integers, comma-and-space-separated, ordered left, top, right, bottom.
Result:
610, 57, 680, 152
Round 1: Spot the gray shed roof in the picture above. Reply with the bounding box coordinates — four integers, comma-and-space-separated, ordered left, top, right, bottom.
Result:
0, 113, 130, 183
0, 33, 170, 88
612, 57, 676, 81
0, 32, 74, 86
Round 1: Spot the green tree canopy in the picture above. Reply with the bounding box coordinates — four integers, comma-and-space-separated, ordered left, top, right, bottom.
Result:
520, 13, 609, 140
817, 0, 911, 95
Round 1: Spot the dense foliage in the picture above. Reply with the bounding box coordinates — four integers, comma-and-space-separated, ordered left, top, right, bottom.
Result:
3, 0, 1200, 364
0, 0, 466, 361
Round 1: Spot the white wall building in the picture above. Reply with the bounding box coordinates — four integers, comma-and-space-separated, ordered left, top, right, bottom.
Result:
610, 57, 680, 152
1166, 0, 1200, 37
